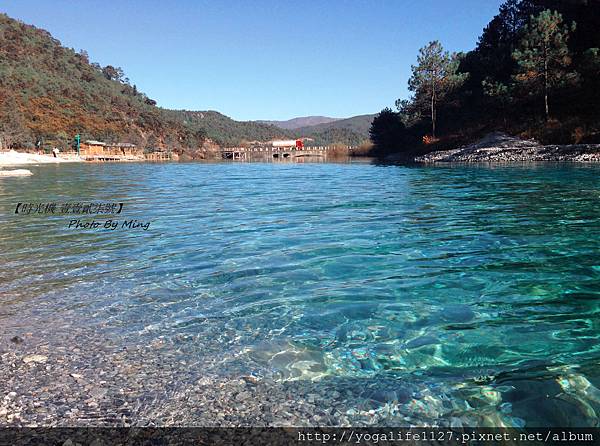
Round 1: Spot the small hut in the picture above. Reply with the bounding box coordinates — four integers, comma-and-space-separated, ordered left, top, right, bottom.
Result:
80, 140, 106, 156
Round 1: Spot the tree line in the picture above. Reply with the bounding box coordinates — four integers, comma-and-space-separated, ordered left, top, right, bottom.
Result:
370, 0, 600, 157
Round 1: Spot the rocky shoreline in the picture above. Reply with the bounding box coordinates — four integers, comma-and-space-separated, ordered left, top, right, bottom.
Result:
410, 133, 600, 163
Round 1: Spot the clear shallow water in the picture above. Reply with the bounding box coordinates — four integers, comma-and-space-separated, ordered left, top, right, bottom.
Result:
1, 161, 600, 426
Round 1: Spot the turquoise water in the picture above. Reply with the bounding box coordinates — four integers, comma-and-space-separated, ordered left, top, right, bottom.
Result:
1, 162, 600, 426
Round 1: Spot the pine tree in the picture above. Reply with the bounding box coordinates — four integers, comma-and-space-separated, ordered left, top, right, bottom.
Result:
513, 10, 577, 120
407, 41, 467, 138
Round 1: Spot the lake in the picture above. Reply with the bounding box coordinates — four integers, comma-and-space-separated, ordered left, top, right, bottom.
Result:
1, 161, 599, 427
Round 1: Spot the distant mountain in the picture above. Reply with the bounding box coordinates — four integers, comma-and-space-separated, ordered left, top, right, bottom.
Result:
257, 116, 341, 130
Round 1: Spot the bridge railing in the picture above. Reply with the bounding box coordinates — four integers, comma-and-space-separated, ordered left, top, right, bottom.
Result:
221, 145, 354, 152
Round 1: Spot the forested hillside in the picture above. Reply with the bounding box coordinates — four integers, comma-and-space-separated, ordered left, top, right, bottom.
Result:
164, 110, 293, 147
0, 13, 201, 152
0, 13, 302, 151
370, 0, 600, 157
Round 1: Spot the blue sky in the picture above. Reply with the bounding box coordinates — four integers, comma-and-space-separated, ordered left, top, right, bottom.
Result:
2, 0, 504, 121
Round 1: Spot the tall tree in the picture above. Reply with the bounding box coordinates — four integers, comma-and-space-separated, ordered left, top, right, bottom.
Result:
407, 41, 466, 138
513, 10, 577, 120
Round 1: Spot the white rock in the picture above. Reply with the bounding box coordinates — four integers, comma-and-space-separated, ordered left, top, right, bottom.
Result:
0, 169, 33, 176
23, 354, 48, 364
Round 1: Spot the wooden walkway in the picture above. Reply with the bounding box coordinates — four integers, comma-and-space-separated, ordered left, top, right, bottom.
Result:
221, 146, 350, 160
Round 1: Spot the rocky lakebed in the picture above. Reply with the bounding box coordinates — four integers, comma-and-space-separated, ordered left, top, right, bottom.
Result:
0, 328, 498, 428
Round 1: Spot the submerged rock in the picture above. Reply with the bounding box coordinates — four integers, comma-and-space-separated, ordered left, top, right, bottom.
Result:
405, 335, 439, 349
10, 336, 24, 344
439, 305, 475, 323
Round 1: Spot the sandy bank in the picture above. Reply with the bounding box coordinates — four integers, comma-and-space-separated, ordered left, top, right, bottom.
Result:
0, 150, 83, 166
412, 133, 600, 163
